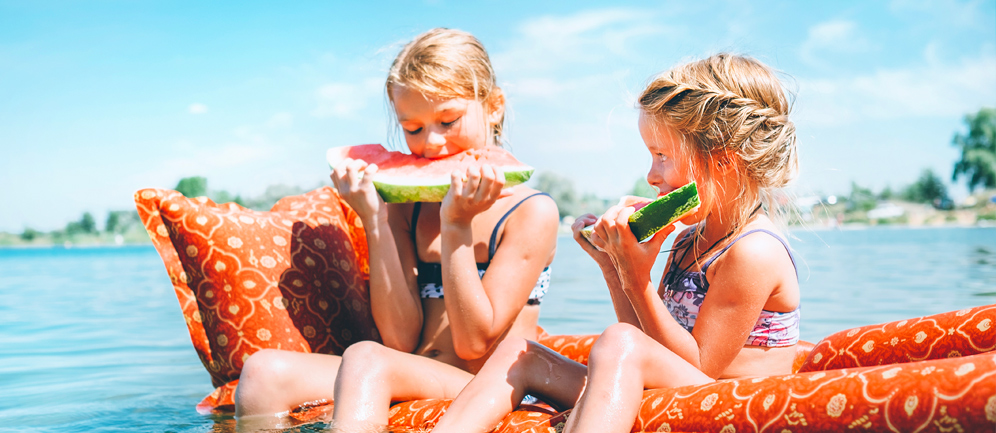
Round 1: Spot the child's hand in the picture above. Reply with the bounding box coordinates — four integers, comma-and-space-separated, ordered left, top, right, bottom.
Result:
440, 164, 511, 227
590, 205, 675, 286
331, 158, 386, 223
571, 214, 615, 270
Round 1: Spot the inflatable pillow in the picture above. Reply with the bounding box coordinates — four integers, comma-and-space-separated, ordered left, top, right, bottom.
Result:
798, 303, 995, 372
134, 187, 379, 411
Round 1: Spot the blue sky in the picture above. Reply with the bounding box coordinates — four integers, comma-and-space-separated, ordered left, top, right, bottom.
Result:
1, 0, 994, 231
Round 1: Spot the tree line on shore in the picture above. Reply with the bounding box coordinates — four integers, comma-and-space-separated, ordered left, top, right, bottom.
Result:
3, 178, 317, 246
3, 108, 993, 245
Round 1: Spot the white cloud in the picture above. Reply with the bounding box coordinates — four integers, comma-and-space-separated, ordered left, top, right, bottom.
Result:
799, 20, 872, 67
493, 8, 666, 74
889, 0, 989, 28
311, 78, 383, 119
265, 112, 294, 128
795, 52, 996, 127
188, 103, 209, 114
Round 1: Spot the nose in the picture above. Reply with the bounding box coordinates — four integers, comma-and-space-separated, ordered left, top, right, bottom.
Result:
426, 129, 446, 149
646, 165, 663, 191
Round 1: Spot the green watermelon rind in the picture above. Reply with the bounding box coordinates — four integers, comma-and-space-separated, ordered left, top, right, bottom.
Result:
326, 146, 534, 203
372, 168, 534, 203
582, 182, 700, 243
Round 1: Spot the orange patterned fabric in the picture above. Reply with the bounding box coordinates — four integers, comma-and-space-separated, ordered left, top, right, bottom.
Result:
282, 306, 995, 432
799, 304, 995, 372
135, 187, 379, 411
536, 331, 597, 365
632, 352, 995, 432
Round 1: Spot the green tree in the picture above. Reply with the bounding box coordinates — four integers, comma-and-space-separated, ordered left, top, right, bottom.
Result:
105, 212, 121, 233
534, 171, 579, 218
902, 169, 949, 204
952, 107, 996, 192
846, 182, 877, 212
175, 176, 208, 198
20, 228, 39, 241
630, 177, 657, 199
105, 210, 139, 233
80, 212, 96, 234
65, 221, 84, 236
878, 185, 894, 201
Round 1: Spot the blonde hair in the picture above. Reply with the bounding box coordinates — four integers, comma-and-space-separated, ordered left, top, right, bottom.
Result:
387, 28, 505, 147
638, 53, 798, 236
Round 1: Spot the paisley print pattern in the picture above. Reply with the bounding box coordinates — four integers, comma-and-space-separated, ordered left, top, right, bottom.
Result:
798, 303, 995, 372
280, 306, 996, 432
135, 187, 379, 412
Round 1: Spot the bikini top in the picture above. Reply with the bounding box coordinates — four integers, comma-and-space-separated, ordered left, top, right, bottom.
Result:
661, 228, 800, 347
411, 192, 551, 306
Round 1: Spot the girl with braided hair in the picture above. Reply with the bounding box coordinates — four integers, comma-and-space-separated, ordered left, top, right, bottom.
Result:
431, 53, 801, 433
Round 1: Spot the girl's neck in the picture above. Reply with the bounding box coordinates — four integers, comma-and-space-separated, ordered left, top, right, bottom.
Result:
696, 200, 763, 250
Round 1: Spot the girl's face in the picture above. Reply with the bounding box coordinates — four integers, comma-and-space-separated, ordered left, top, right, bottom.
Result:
390, 86, 503, 159
638, 112, 694, 197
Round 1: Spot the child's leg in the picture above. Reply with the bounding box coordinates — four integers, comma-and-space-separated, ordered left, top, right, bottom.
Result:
564, 323, 713, 433
431, 338, 588, 433
332, 341, 474, 430
234, 349, 342, 418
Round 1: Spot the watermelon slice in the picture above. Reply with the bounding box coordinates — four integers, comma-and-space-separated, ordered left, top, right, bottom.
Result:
581, 182, 700, 243
326, 144, 535, 203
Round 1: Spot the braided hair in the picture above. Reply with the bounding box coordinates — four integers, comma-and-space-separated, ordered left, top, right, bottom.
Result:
639, 54, 798, 239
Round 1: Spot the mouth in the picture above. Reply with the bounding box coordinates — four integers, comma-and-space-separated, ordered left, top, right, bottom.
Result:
657, 187, 676, 197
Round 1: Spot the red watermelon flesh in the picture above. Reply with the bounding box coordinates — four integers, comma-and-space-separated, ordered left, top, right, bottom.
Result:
326, 144, 535, 203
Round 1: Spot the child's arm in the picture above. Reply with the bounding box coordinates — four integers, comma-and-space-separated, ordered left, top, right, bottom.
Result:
439, 165, 559, 360
591, 206, 708, 361
332, 160, 422, 352
571, 214, 640, 326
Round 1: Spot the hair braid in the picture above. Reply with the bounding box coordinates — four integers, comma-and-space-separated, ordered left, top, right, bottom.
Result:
638, 53, 798, 235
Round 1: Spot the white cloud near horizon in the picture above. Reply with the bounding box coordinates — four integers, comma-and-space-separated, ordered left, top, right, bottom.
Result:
188, 103, 209, 114
493, 8, 666, 75
795, 51, 996, 127
311, 78, 384, 119
799, 20, 873, 68
265, 112, 294, 128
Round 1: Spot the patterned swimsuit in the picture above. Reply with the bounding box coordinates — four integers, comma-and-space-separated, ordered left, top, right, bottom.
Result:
411, 192, 551, 305
661, 229, 800, 347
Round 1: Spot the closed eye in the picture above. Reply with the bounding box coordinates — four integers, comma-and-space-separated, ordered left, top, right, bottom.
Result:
405, 127, 423, 135
441, 117, 461, 127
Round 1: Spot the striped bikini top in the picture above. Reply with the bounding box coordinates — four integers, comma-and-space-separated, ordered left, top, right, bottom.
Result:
411, 192, 552, 306
661, 228, 800, 347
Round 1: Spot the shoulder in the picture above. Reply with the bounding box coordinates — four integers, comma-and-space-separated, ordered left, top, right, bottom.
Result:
505, 188, 559, 224
709, 225, 794, 288
499, 187, 560, 236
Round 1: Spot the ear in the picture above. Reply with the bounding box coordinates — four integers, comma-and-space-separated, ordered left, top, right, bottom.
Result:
714, 150, 738, 174
486, 88, 506, 125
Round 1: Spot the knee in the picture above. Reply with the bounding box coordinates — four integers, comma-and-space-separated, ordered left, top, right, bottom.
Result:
338, 341, 390, 380
239, 349, 296, 390
588, 323, 642, 368
235, 349, 300, 415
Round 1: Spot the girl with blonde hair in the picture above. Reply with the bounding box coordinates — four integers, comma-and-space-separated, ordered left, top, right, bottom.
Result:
233, 28, 559, 431
432, 53, 801, 433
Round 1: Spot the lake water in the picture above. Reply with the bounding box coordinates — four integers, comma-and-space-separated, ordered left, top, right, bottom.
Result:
1, 227, 994, 432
